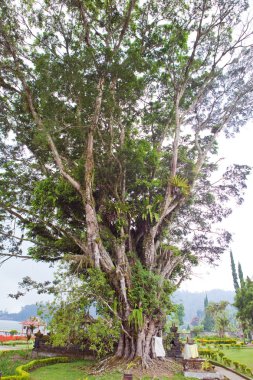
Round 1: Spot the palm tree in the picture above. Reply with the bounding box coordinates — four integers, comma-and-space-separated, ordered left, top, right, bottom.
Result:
206, 302, 230, 337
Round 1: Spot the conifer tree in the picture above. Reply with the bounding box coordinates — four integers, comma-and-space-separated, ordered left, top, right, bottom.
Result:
230, 251, 239, 291
203, 295, 214, 332
238, 262, 244, 287
204, 294, 208, 309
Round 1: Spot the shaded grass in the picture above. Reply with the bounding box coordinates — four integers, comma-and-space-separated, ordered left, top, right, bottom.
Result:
30, 360, 89, 380
0, 351, 194, 380
30, 361, 188, 380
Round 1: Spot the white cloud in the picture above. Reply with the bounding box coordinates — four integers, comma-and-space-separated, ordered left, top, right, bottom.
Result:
0, 259, 55, 313
181, 122, 253, 292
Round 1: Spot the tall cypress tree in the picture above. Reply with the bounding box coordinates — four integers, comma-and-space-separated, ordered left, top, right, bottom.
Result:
204, 294, 208, 309
238, 263, 244, 287
203, 295, 215, 332
230, 251, 239, 291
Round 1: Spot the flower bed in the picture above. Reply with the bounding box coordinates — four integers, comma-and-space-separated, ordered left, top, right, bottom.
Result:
0, 336, 26, 343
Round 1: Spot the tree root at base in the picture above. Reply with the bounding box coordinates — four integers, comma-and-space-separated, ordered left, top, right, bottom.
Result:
88, 356, 182, 377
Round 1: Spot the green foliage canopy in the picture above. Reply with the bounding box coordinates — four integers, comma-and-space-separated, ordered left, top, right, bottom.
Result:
206, 301, 230, 337
0, 0, 253, 356
234, 277, 253, 333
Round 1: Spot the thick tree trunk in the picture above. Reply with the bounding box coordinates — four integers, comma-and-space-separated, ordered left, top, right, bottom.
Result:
115, 319, 161, 366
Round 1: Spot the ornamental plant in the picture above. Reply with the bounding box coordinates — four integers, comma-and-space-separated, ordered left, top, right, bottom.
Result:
233, 361, 240, 370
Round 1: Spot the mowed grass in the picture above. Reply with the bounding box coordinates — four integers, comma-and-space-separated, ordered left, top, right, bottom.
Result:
0, 349, 32, 376
220, 347, 253, 370
30, 360, 91, 380
30, 361, 187, 380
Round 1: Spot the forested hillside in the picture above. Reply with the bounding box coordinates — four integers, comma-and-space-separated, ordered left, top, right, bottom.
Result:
174, 289, 235, 324
0, 304, 38, 321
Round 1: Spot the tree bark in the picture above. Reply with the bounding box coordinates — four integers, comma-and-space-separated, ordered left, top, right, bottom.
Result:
115, 318, 161, 364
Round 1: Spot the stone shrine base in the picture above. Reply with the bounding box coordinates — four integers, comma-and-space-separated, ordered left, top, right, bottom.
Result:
183, 358, 205, 371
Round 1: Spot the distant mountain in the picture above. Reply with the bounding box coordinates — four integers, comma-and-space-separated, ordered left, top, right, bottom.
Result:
0, 304, 38, 321
0, 290, 235, 324
173, 289, 235, 324
0, 303, 97, 322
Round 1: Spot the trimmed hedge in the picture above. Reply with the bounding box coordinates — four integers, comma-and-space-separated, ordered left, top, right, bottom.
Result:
199, 347, 253, 378
197, 338, 237, 345
2, 356, 70, 380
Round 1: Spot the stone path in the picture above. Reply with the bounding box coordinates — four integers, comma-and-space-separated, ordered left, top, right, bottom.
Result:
0, 345, 23, 350
215, 366, 248, 380
0, 344, 32, 351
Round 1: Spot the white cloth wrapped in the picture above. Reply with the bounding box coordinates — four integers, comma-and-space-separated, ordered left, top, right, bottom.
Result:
154, 336, 166, 357
183, 343, 199, 359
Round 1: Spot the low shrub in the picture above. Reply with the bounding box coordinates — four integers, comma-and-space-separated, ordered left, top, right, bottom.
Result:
223, 357, 232, 367
0, 349, 32, 377
233, 361, 240, 370
198, 348, 212, 358
245, 368, 253, 376
197, 337, 237, 345
240, 364, 247, 373
199, 346, 252, 376
202, 360, 213, 371
218, 351, 225, 361
1, 356, 70, 380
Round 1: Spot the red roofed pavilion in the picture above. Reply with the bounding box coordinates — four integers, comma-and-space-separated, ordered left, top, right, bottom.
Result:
20, 317, 46, 335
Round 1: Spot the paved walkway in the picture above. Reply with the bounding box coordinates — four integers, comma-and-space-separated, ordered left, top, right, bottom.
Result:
215, 366, 247, 380
0, 345, 23, 350
0, 345, 32, 351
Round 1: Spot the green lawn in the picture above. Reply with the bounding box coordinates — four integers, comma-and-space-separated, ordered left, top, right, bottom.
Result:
0, 352, 195, 380
221, 347, 253, 370
30, 360, 91, 380
0, 349, 32, 376
30, 361, 187, 380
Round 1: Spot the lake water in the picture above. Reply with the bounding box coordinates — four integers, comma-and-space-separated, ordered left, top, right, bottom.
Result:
0, 320, 22, 332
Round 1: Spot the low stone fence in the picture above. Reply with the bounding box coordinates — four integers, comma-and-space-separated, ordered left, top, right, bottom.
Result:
34, 336, 95, 358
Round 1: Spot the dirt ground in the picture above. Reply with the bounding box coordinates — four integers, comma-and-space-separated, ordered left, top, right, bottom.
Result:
128, 358, 183, 379
91, 356, 183, 379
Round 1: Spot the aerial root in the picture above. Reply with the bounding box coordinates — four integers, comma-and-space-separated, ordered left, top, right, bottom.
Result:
89, 355, 182, 377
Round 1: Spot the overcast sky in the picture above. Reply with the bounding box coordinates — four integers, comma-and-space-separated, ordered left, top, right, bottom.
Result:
0, 122, 252, 313
181, 122, 253, 292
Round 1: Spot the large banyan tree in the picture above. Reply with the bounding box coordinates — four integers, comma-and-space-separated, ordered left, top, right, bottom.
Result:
0, 0, 253, 364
